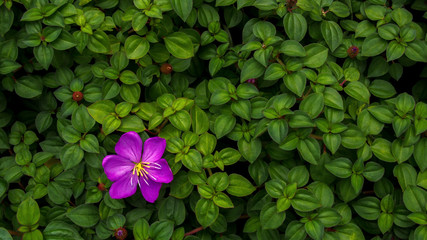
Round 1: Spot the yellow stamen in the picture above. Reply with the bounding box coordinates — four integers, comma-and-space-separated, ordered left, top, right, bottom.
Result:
132, 162, 152, 179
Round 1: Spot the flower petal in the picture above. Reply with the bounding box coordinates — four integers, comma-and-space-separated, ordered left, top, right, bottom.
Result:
147, 158, 173, 183
142, 137, 166, 163
115, 131, 142, 162
109, 174, 138, 199
139, 176, 162, 203
102, 155, 134, 181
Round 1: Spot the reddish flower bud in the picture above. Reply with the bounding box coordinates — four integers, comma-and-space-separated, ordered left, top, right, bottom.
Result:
114, 227, 127, 240
347, 45, 359, 59
246, 78, 256, 84
72, 91, 84, 102
40, 35, 46, 41
160, 63, 173, 74
97, 183, 106, 191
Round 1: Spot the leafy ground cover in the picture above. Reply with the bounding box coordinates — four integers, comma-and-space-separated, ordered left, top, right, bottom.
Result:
0, 0, 427, 239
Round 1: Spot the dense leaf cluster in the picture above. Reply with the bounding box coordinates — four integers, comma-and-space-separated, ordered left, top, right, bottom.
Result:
0, 0, 427, 239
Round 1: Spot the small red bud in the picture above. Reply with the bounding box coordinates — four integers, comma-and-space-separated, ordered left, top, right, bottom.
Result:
160, 63, 173, 74
40, 35, 46, 41
114, 227, 127, 240
246, 78, 256, 84
72, 91, 84, 102
97, 183, 106, 191
347, 45, 359, 59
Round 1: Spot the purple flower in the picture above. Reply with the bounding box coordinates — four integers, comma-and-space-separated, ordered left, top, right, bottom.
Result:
102, 132, 173, 203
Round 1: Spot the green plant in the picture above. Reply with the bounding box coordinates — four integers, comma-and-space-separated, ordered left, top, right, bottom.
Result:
0, 0, 427, 239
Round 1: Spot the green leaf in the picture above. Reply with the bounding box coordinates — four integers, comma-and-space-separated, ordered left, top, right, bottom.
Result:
238, 138, 262, 163
415, 138, 427, 171
213, 192, 234, 208
321, 20, 343, 52
34, 45, 53, 70
50, 31, 77, 50
236, 83, 259, 99
87, 30, 110, 54
226, 174, 256, 197
325, 157, 352, 178
170, 0, 192, 21
363, 162, 385, 182
264, 63, 286, 81
214, 114, 236, 139
17, 197, 40, 226
369, 80, 397, 99
268, 119, 288, 144
362, 34, 387, 57
283, 13, 307, 42
352, 197, 380, 220
43, 221, 84, 240
60, 144, 84, 169
169, 110, 191, 131
316, 208, 341, 227
291, 189, 321, 212
391, 8, 413, 27
303, 43, 329, 68
253, 21, 276, 41
405, 40, 427, 62
344, 81, 370, 103
0, 228, 12, 240
386, 41, 405, 62
120, 83, 141, 104
182, 149, 203, 172
323, 87, 344, 110
378, 213, 393, 234
231, 100, 251, 121
164, 32, 194, 59
72, 105, 95, 133
21, 8, 43, 21
0, 7, 14, 36
125, 35, 149, 60
133, 218, 149, 240
283, 71, 306, 97
87, 100, 115, 123
195, 199, 219, 227
297, 138, 320, 165
305, 220, 324, 240
240, 58, 265, 83
117, 115, 145, 133
260, 203, 286, 229
15, 76, 43, 99
378, 24, 400, 40
300, 93, 324, 118
393, 163, 416, 192
355, 20, 376, 38
66, 204, 100, 227
279, 40, 306, 57
80, 134, 99, 153
149, 220, 174, 240
365, 5, 386, 21
0, 59, 21, 74
371, 138, 395, 162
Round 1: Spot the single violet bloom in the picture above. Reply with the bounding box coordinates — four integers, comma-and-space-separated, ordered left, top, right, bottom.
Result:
102, 132, 173, 203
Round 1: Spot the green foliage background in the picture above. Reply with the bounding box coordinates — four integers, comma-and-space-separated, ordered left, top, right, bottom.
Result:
0, 0, 427, 239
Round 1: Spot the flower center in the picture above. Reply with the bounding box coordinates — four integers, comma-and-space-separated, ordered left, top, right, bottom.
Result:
132, 162, 150, 178
132, 161, 162, 182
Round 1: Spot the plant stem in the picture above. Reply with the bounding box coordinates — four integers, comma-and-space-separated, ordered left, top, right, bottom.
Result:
156, 119, 169, 134
207, 168, 213, 176
309, 134, 323, 140
223, 25, 233, 47
184, 226, 204, 236
276, 57, 286, 68
8, 230, 22, 236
